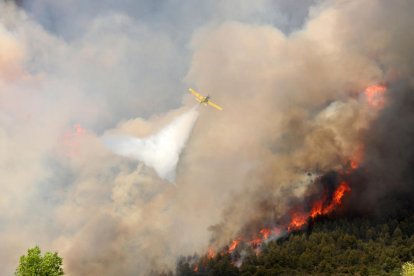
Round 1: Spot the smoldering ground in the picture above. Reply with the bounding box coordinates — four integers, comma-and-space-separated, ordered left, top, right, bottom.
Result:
1, 0, 414, 275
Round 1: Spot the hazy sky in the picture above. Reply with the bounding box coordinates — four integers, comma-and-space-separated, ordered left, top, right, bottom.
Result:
1, 0, 412, 275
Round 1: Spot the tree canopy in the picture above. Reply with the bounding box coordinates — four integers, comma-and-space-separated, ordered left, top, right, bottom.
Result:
15, 246, 64, 276
176, 213, 414, 275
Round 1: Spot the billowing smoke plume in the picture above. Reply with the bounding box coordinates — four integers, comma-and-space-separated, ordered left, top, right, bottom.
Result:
1, 0, 414, 275
346, 81, 414, 216
103, 107, 199, 182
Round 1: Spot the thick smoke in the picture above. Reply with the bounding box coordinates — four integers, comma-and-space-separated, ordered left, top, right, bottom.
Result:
103, 107, 199, 182
184, 0, 414, 248
1, 0, 414, 275
347, 81, 414, 216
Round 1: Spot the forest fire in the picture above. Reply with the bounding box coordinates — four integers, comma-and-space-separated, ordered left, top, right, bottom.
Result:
288, 181, 352, 231
207, 247, 216, 259
333, 182, 352, 204
249, 228, 280, 247
227, 239, 241, 254
288, 212, 309, 231
186, 73, 412, 273
198, 176, 352, 269
193, 82, 389, 271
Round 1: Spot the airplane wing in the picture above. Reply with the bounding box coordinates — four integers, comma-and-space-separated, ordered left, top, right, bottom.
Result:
207, 100, 223, 111
188, 88, 205, 101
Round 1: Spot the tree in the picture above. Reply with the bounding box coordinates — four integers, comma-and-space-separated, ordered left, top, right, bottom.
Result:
175, 213, 414, 275
402, 262, 414, 276
15, 246, 64, 276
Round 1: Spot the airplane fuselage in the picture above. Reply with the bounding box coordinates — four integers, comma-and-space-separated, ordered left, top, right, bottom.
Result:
188, 88, 223, 110
201, 96, 210, 104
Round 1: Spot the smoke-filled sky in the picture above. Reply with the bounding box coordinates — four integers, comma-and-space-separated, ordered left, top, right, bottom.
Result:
1, 0, 414, 275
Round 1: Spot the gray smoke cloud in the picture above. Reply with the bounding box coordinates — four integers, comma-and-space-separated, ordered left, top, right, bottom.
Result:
103, 107, 199, 182
1, 0, 413, 275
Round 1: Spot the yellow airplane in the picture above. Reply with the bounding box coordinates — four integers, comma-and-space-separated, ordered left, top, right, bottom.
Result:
188, 88, 223, 111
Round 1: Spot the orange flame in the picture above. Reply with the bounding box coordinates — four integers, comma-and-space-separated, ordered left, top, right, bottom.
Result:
364, 85, 387, 108
288, 212, 308, 231
201, 180, 351, 266
310, 200, 324, 218
250, 237, 262, 247
349, 160, 359, 170
249, 228, 274, 247
259, 228, 271, 240
288, 181, 351, 231
333, 181, 352, 204
207, 247, 216, 259
227, 239, 241, 254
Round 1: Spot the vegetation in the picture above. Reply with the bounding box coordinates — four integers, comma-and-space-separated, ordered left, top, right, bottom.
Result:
15, 246, 64, 276
177, 213, 414, 275
402, 262, 414, 276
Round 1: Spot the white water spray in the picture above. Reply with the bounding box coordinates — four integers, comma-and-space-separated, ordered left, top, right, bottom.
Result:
103, 107, 199, 182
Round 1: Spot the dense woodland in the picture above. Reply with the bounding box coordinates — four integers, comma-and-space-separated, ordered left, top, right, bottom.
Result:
173, 212, 414, 275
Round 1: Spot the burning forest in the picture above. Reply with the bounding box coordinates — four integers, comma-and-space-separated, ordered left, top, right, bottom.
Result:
184, 81, 392, 271
189, 163, 355, 271
178, 80, 414, 275
1, 0, 414, 275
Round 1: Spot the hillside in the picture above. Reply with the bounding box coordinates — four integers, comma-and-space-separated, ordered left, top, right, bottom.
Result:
176, 213, 414, 275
